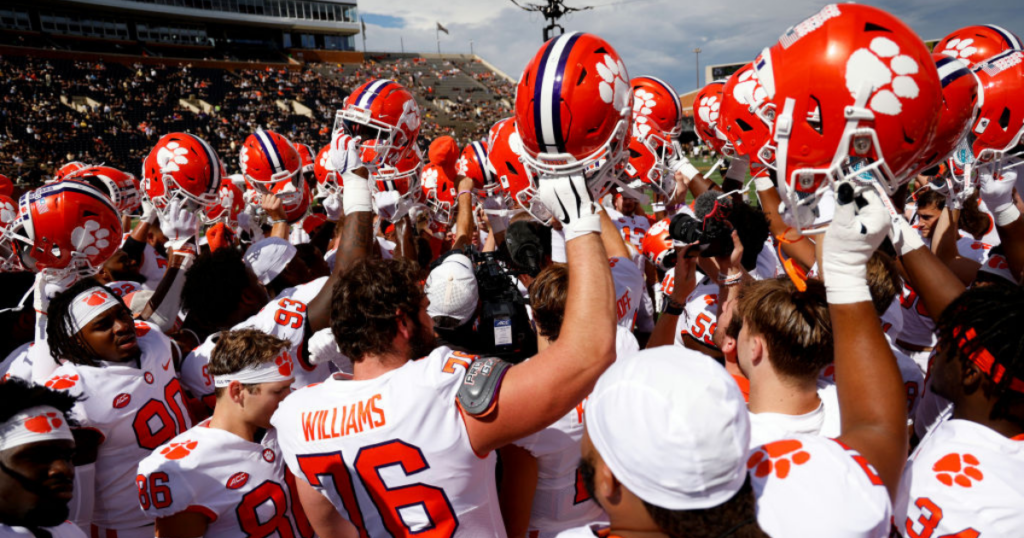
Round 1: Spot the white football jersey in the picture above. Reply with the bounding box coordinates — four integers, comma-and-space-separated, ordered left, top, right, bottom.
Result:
137, 421, 312, 538
277, 276, 328, 305
748, 404, 825, 450
895, 418, 1024, 538
750, 435, 891, 538
43, 321, 191, 531
0, 342, 30, 382
609, 257, 644, 329
675, 276, 719, 349
181, 294, 331, 407
0, 522, 86, 537
897, 281, 938, 351
272, 346, 506, 537
513, 400, 607, 535
604, 208, 651, 253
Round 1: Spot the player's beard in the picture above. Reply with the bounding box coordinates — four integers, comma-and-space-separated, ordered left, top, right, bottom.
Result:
0, 461, 71, 527
408, 317, 438, 359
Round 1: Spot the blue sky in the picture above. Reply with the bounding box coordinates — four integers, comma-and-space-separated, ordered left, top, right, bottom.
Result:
357, 0, 1024, 94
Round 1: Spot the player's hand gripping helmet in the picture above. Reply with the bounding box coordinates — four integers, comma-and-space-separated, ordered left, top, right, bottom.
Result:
719, 63, 776, 170
334, 79, 422, 169
283, 181, 312, 224
489, 119, 549, 222
935, 25, 1023, 69
371, 146, 424, 217
9, 181, 122, 278
515, 32, 633, 198
142, 132, 222, 214
64, 165, 141, 214
752, 4, 942, 233
313, 144, 342, 199
693, 81, 732, 157
641, 217, 676, 271
458, 141, 501, 197
202, 176, 246, 226
239, 129, 304, 207
421, 164, 457, 226
969, 49, 1024, 166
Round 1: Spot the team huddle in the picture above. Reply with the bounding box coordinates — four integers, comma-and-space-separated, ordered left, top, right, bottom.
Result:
2, 3, 1024, 538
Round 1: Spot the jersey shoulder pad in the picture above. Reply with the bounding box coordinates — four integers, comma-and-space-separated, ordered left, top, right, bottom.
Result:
457, 357, 512, 416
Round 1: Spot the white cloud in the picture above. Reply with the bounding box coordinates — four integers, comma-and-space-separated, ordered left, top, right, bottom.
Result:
357, 0, 1024, 95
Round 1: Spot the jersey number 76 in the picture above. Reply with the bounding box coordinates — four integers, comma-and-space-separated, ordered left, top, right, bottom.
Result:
297, 440, 457, 538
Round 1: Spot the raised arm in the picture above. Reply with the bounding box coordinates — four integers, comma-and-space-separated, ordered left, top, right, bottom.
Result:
979, 163, 1024, 281
451, 175, 476, 252
825, 184, 908, 501
464, 175, 616, 454
893, 213, 966, 325
308, 134, 374, 333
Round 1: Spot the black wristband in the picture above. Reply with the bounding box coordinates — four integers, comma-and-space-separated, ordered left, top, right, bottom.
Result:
662, 298, 685, 316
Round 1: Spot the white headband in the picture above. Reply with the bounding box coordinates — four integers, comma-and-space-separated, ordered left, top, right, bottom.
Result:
69, 287, 122, 333
0, 406, 75, 452
213, 349, 296, 387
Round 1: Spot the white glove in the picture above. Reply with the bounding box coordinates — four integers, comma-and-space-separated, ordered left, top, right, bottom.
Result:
140, 198, 158, 225
308, 328, 353, 373
822, 182, 889, 304
669, 155, 701, 182
373, 190, 403, 221
330, 133, 363, 175
753, 172, 775, 192
289, 226, 310, 245
32, 271, 78, 316
323, 193, 343, 222
236, 211, 264, 243
158, 200, 199, 251
978, 164, 1020, 227
536, 175, 600, 241
891, 215, 926, 257
342, 172, 372, 215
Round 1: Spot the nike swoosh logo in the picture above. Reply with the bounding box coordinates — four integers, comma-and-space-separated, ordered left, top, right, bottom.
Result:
162, 358, 172, 371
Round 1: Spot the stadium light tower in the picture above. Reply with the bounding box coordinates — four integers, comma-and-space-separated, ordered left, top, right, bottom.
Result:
693, 47, 702, 90
510, 0, 594, 42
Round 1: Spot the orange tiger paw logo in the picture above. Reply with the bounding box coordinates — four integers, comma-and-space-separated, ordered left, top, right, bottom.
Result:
160, 440, 198, 460
276, 352, 294, 377
933, 453, 983, 488
45, 374, 79, 390
24, 412, 63, 433
747, 439, 811, 479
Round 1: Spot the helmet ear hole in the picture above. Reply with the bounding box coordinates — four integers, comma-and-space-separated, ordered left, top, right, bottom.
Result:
806, 96, 824, 135
999, 107, 1011, 130
577, 69, 587, 86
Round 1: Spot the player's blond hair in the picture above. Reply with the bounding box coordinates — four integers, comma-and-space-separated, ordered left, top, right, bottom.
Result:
210, 328, 290, 395
736, 277, 832, 381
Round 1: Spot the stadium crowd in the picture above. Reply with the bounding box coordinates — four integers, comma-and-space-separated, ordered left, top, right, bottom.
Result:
0, 56, 513, 187
2, 4, 1024, 538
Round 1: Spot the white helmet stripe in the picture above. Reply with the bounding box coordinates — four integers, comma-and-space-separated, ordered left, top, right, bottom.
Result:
358, 79, 391, 109
985, 24, 1022, 50
189, 133, 221, 195
255, 129, 283, 174
472, 142, 492, 183
538, 32, 580, 154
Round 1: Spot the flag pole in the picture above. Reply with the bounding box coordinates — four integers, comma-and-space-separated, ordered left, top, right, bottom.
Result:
436, 26, 441, 55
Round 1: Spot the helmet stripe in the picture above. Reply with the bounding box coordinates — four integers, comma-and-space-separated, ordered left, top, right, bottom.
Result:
984, 24, 1022, 50
255, 129, 284, 174
644, 76, 681, 121
936, 56, 972, 88
30, 181, 119, 217
471, 142, 492, 184
357, 79, 393, 109
188, 133, 221, 195
536, 32, 581, 154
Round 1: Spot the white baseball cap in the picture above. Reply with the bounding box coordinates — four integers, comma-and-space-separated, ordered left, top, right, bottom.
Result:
425, 253, 479, 326
587, 346, 750, 510
244, 237, 297, 285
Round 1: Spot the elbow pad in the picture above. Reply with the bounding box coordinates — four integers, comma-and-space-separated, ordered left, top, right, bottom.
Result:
457, 357, 512, 416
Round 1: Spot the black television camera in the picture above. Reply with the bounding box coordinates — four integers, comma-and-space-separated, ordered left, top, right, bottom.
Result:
469, 248, 537, 364
668, 191, 735, 258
